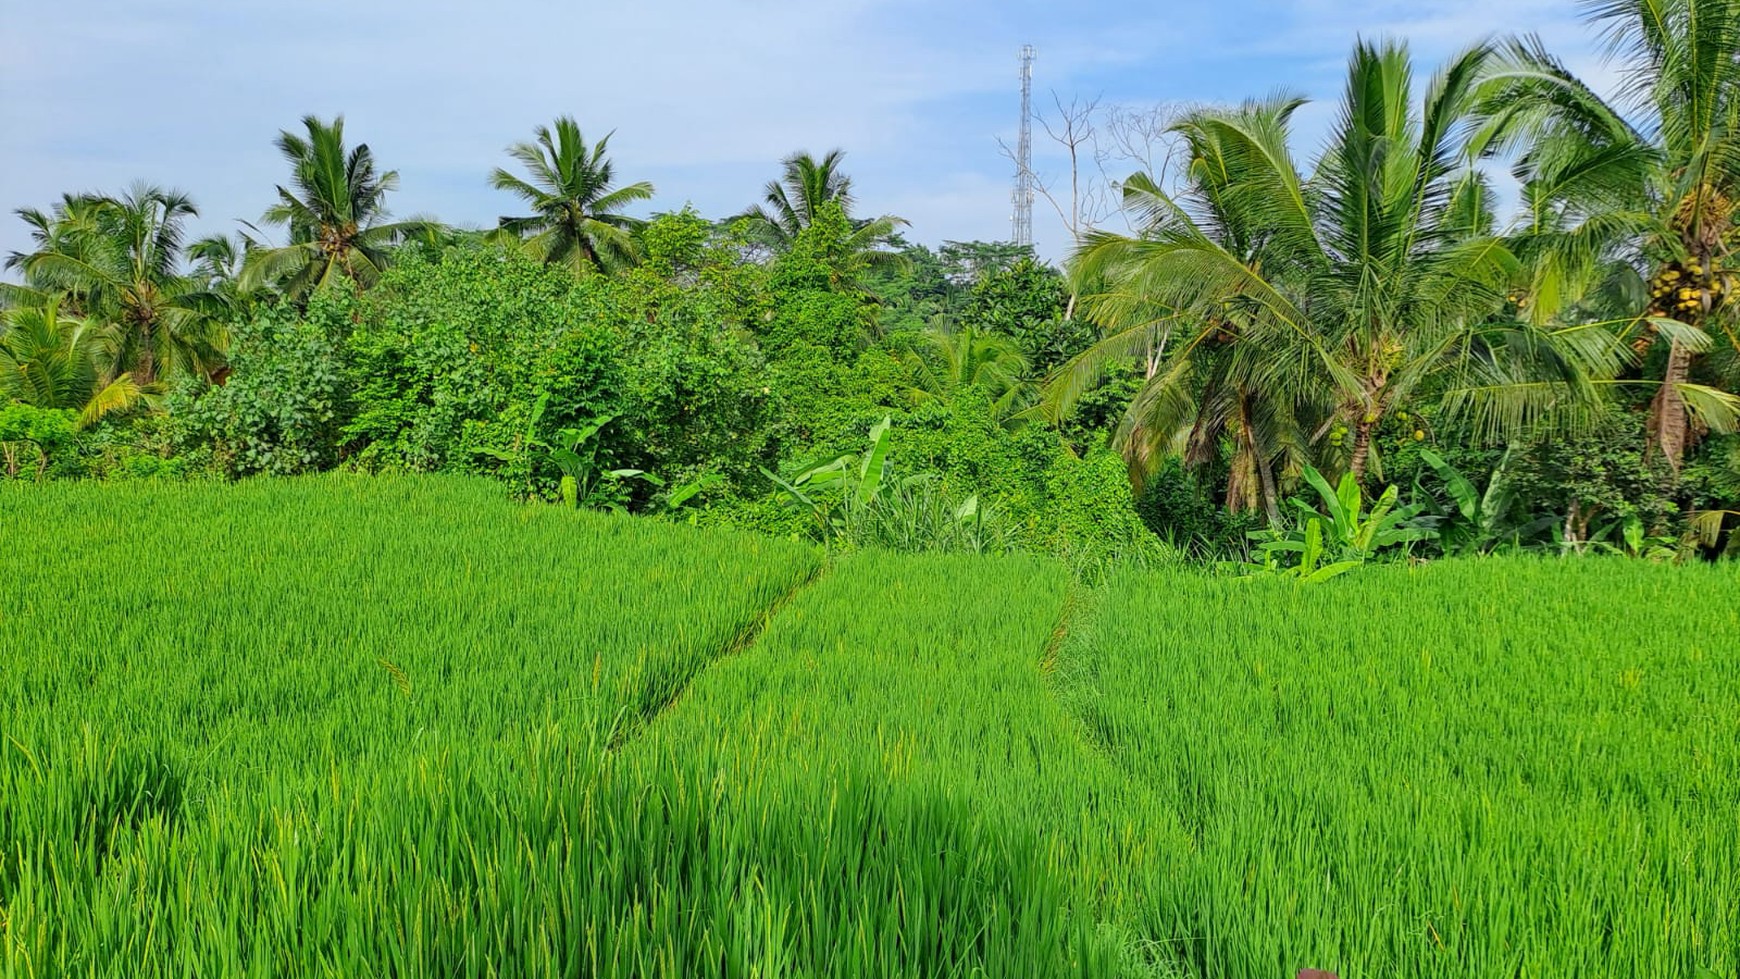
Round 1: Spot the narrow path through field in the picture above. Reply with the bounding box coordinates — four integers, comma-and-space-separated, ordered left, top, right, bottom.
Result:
1039, 584, 1081, 676
606, 558, 832, 750
1037, 584, 1121, 759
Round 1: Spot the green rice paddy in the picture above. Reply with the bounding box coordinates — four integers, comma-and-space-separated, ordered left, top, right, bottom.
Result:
2, 477, 1735, 976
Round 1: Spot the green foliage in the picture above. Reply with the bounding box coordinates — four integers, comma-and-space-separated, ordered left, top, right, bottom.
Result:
1135, 455, 1262, 558
864, 239, 960, 335
0, 402, 78, 480
761, 206, 880, 359
1247, 466, 1433, 579
1058, 359, 1144, 453
765, 415, 1014, 553
247, 115, 430, 297
171, 298, 348, 477
1412, 447, 1560, 555
900, 324, 1032, 419
1508, 409, 1681, 548
1038, 447, 1174, 574
342, 246, 627, 475
962, 256, 1087, 373
638, 207, 712, 278
489, 116, 654, 274
542, 409, 658, 511
607, 247, 772, 482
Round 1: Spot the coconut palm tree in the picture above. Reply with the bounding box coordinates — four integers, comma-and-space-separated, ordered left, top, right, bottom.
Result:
4, 185, 222, 386
1476, 0, 1740, 471
745, 150, 855, 246
245, 115, 430, 298
1066, 41, 1600, 503
0, 298, 148, 424
1061, 105, 1320, 521
489, 117, 654, 275
742, 150, 907, 261
902, 325, 1033, 419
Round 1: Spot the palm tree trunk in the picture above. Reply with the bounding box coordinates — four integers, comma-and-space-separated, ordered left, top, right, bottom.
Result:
1258, 454, 1282, 526
1227, 394, 1265, 515
1647, 338, 1693, 471
1349, 419, 1375, 484
136, 318, 157, 387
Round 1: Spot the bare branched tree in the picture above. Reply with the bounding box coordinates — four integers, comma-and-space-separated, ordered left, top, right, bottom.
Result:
999, 96, 1192, 245
1093, 103, 1192, 232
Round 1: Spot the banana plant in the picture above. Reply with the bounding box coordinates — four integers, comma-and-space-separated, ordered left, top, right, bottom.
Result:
663, 473, 724, 513
1415, 449, 1561, 555
477, 394, 657, 510
1245, 466, 1434, 579
546, 414, 660, 511
762, 416, 894, 542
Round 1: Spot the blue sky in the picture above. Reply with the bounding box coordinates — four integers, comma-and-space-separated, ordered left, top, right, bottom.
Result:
1, 1, 1614, 264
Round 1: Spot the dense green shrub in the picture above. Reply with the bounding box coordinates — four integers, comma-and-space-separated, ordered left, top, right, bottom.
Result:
0, 403, 78, 480
962, 256, 1089, 372
1509, 408, 1681, 545
1040, 447, 1172, 572
171, 298, 348, 477
343, 247, 617, 473
1135, 455, 1263, 558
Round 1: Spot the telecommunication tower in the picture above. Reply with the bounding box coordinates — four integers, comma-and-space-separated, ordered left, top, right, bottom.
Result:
1012, 44, 1036, 247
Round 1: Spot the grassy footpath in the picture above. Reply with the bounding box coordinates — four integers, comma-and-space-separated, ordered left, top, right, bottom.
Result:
614, 550, 1152, 976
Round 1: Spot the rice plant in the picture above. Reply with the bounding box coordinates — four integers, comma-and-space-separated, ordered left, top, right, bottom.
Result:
2, 478, 1732, 977
1059, 557, 1740, 978
0, 475, 819, 975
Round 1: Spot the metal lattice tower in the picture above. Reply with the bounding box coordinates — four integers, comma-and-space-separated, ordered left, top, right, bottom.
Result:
1011, 44, 1036, 247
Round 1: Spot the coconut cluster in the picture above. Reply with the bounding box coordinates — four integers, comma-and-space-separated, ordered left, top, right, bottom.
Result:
1639, 259, 1733, 353
1646, 260, 1733, 319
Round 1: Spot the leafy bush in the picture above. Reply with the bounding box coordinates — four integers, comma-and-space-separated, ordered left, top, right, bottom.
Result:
1039, 447, 1173, 574
961, 256, 1088, 372
766, 416, 1016, 554
343, 247, 621, 473
1508, 409, 1680, 550
0, 403, 79, 480
172, 298, 348, 477
1135, 455, 1263, 559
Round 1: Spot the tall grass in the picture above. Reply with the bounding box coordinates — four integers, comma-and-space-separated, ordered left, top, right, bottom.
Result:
612, 550, 1145, 975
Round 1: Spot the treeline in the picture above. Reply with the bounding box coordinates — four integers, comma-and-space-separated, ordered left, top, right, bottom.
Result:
5, 0, 1740, 568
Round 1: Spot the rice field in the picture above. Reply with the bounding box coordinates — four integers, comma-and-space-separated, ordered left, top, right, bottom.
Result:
1, 478, 1735, 976
1061, 560, 1740, 977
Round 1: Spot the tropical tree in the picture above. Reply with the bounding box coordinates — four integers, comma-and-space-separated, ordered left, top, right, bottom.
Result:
902, 325, 1033, 419
1057, 103, 1329, 521
0, 298, 148, 424
741, 150, 906, 261
245, 115, 430, 297
1065, 40, 1601, 512
490, 116, 654, 274
5, 184, 222, 386
1478, 0, 1740, 471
